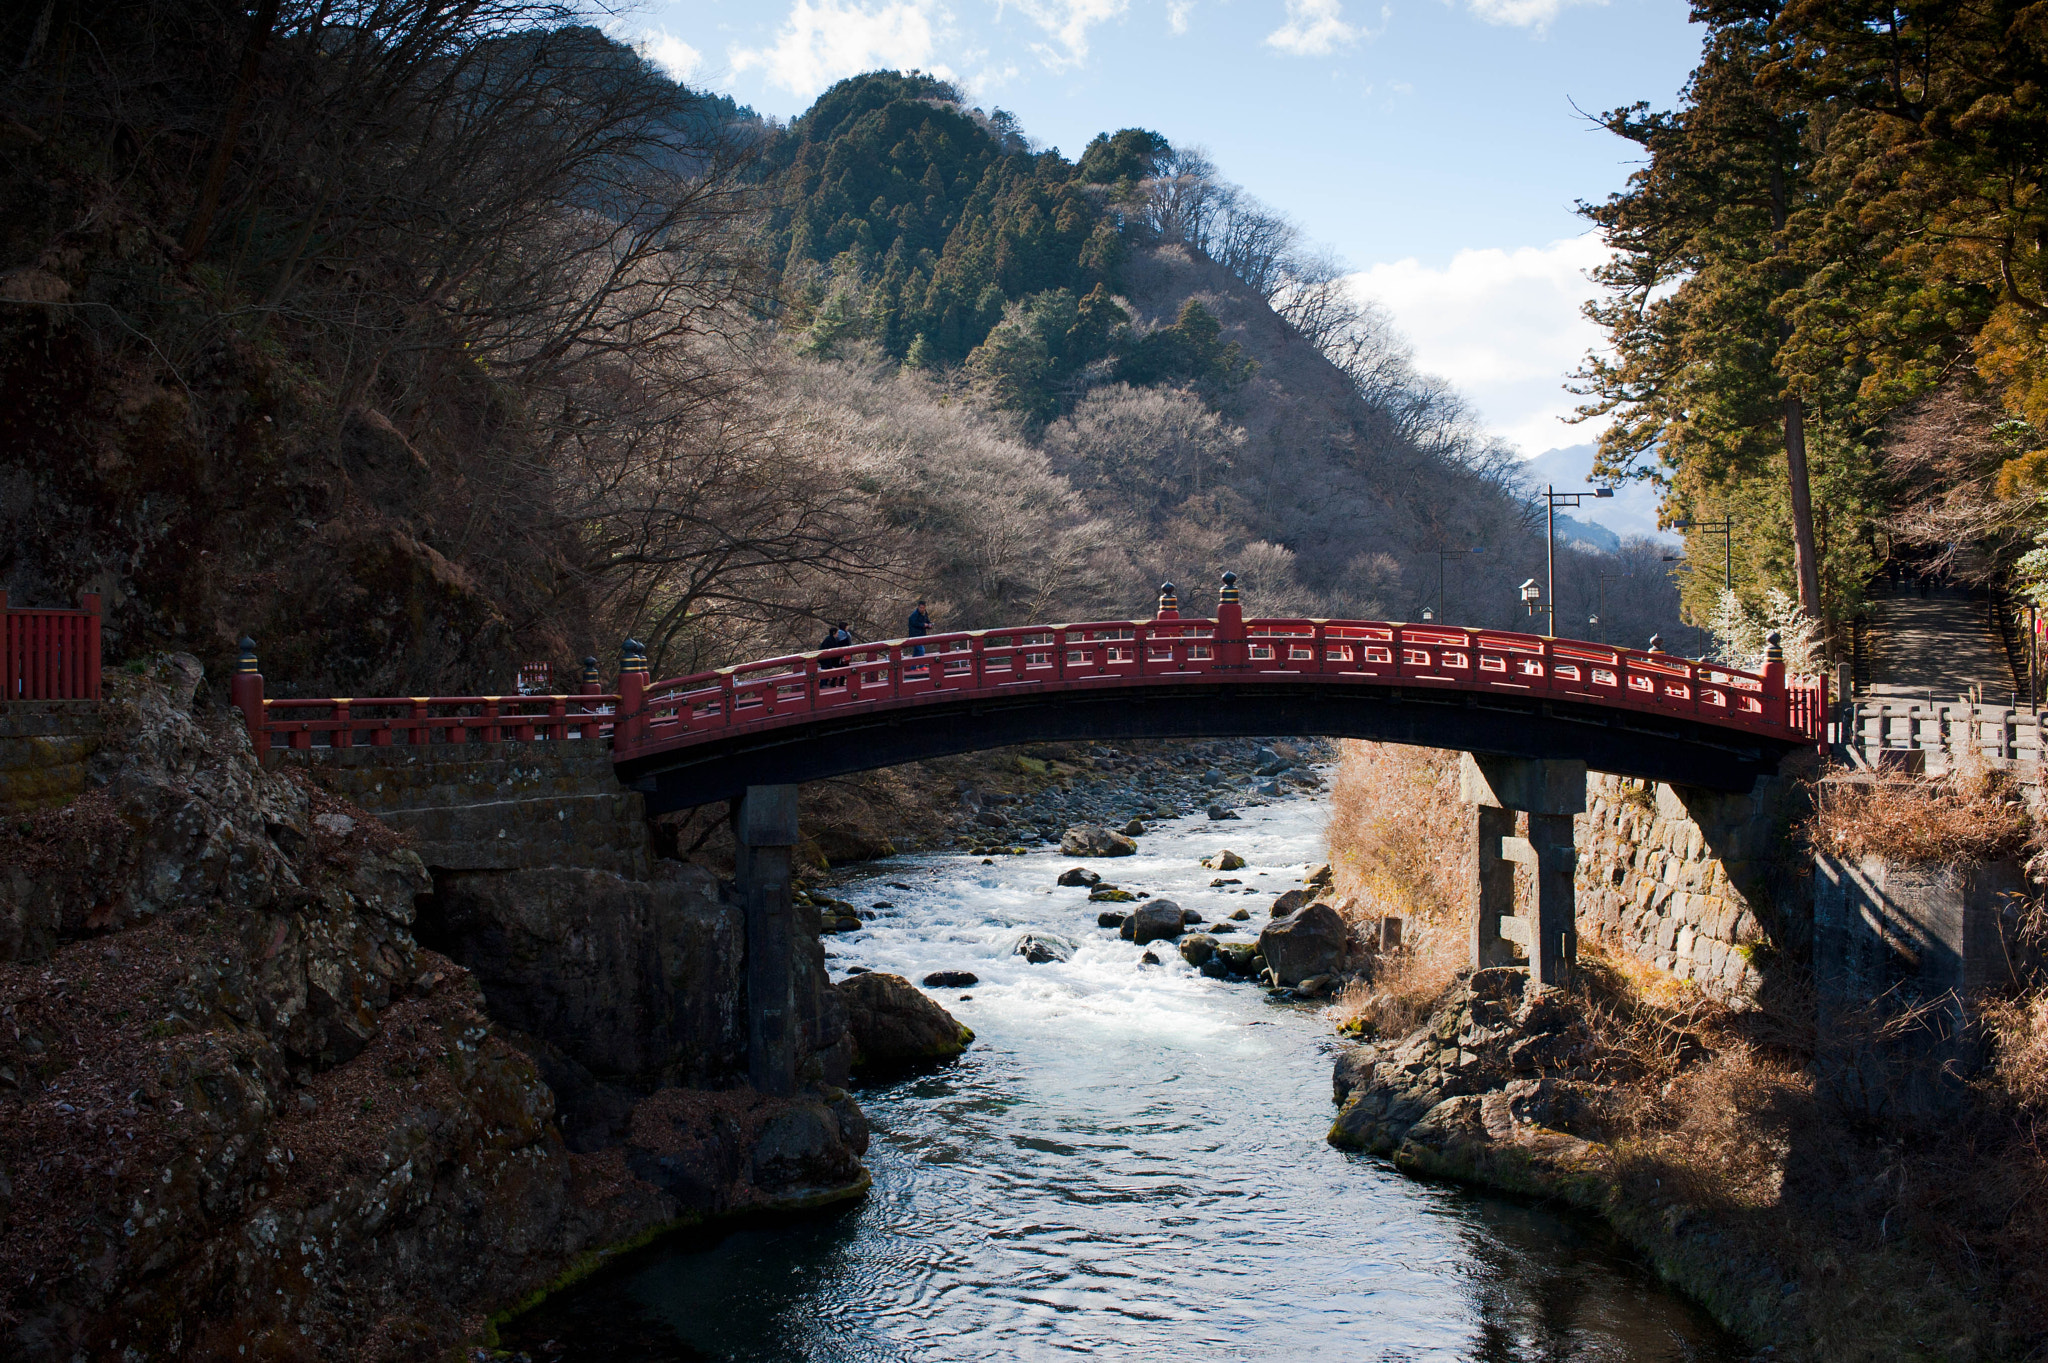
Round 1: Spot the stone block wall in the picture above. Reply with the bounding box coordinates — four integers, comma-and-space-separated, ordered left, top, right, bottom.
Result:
0, 702, 104, 813
276, 739, 651, 877
1573, 772, 1808, 1003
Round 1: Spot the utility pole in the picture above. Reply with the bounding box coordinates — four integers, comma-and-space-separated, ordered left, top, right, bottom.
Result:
1536, 484, 1615, 638
1672, 515, 1736, 592
1434, 544, 1484, 624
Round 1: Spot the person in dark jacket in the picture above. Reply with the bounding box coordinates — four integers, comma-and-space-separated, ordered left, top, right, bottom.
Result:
908, 600, 931, 656
819, 621, 853, 687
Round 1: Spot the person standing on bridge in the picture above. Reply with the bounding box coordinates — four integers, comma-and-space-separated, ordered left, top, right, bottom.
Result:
908, 599, 931, 657
820, 620, 854, 689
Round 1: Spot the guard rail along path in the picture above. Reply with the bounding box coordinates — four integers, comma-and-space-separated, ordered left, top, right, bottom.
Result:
229, 575, 1826, 808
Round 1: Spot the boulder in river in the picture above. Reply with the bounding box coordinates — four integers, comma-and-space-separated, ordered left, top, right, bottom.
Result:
836, 973, 974, 1075
1214, 850, 1247, 871
1269, 888, 1315, 917
1120, 900, 1186, 946
1121, 818, 1147, 836
1206, 806, 1240, 821
1229, 907, 1251, 921
1216, 941, 1260, 974
1057, 867, 1102, 887
1097, 910, 1128, 928
1089, 886, 1136, 902
1259, 902, 1350, 986
1179, 934, 1218, 967
1061, 825, 1137, 857
1014, 933, 1074, 964
922, 970, 979, 988
1304, 863, 1335, 890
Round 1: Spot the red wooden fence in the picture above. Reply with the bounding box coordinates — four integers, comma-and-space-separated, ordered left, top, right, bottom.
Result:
3, 591, 102, 701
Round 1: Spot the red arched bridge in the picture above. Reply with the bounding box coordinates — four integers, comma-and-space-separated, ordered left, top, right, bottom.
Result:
231, 579, 1825, 805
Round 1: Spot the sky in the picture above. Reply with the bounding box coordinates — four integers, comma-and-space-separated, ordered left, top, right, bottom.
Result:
626, 0, 1704, 458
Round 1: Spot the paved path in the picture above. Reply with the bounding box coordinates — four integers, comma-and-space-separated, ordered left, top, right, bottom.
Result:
1864, 583, 2015, 698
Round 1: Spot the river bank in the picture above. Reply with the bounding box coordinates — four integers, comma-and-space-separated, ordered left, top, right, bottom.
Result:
1321, 740, 2048, 1363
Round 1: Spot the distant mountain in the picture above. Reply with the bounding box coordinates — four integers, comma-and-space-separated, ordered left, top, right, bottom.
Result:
1552, 514, 1620, 555
1519, 444, 1675, 546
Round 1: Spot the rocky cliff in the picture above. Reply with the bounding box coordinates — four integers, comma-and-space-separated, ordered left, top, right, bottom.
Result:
0, 659, 870, 1361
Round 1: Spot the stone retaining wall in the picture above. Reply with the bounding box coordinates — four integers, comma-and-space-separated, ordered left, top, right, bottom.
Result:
0, 701, 105, 813
1573, 772, 1808, 1003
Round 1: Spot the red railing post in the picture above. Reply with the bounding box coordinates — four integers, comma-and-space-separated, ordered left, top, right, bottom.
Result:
1215, 570, 1245, 669
481, 696, 499, 744
333, 699, 353, 748
617, 638, 648, 752
230, 637, 268, 757
1761, 630, 1788, 729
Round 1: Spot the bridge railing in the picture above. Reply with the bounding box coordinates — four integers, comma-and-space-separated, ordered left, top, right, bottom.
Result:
225, 643, 619, 757
254, 695, 619, 754
618, 616, 1824, 759
4, 591, 101, 701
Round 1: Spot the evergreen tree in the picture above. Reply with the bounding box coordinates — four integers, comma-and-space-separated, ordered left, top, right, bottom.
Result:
1575, 13, 1835, 624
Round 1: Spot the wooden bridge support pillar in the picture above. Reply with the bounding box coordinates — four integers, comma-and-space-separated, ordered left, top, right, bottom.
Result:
1461, 753, 1585, 988
733, 784, 802, 1096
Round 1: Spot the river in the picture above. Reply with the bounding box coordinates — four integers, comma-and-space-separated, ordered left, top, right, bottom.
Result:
506, 790, 1739, 1362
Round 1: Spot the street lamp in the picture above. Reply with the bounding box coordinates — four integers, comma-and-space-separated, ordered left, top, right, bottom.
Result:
1521, 578, 1548, 625
1432, 545, 1484, 624
1538, 484, 1615, 638
1671, 514, 1735, 592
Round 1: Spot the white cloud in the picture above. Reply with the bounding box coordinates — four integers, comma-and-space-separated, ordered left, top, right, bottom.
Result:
1004, 0, 1128, 70
638, 29, 703, 81
732, 0, 951, 99
1265, 0, 1361, 55
1168, 0, 1193, 34
1458, 0, 1606, 29
1348, 233, 1611, 453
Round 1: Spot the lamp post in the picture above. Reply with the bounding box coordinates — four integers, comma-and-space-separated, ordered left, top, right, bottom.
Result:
1432, 545, 1484, 624
1672, 514, 1735, 592
1592, 571, 1632, 644
1521, 578, 1548, 626
1538, 484, 1615, 638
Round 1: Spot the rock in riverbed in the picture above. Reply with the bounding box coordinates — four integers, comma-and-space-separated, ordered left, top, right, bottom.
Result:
1015, 933, 1075, 964
836, 973, 974, 1075
922, 970, 979, 988
1120, 900, 1186, 946
1057, 866, 1102, 887
1258, 901, 1349, 986
1061, 825, 1137, 857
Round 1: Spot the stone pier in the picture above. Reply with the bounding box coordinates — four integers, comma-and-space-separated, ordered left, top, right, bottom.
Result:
733, 784, 803, 1096
1461, 753, 1585, 987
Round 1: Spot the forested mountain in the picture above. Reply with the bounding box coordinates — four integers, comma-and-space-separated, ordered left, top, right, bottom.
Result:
1577, 0, 2048, 644
0, 4, 1696, 697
